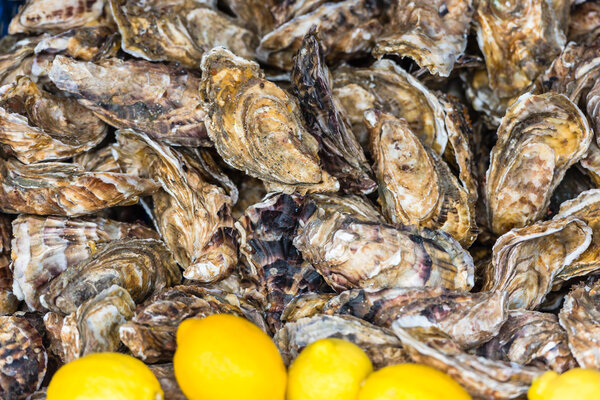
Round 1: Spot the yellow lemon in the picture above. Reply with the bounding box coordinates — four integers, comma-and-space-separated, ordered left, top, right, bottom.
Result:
358, 363, 471, 400
528, 369, 600, 400
286, 338, 373, 400
46, 352, 163, 400
174, 314, 286, 400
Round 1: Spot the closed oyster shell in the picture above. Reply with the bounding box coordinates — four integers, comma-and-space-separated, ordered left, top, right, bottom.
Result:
290, 32, 376, 195
34, 26, 119, 61
478, 310, 576, 373
374, 0, 474, 76
0, 316, 47, 399
48, 55, 210, 146
115, 130, 237, 283
274, 314, 409, 368
558, 276, 600, 369
110, 0, 257, 66
0, 76, 107, 164
0, 36, 41, 86
0, 214, 18, 315
0, 158, 159, 217
486, 93, 592, 235
483, 218, 592, 310
221, 0, 275, 36
148, 364, 186, 400
568, 1, 600, 42
281, 293, 336, 323
9, 0, 106, 34
40, 239, 181, 314
200, 47, 338, 194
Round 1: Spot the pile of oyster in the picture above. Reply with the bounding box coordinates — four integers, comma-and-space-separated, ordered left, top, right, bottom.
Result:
2, 0, 600, 399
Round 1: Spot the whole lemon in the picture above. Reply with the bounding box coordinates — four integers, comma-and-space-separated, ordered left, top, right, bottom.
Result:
174, 314, 286, 400
46, 352, 163, 400
286, 338, 373, 400
528, 369, 600, 400
358, 363, 471, 400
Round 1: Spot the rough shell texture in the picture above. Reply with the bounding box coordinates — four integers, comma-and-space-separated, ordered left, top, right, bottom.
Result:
148, 364, 186, 400
0, 36, 40, 85
33, 26, 119, 61
9, 0, 106, 34
73, 145, 120, 173
0, 214, 18, 315
568, 1, 600, 43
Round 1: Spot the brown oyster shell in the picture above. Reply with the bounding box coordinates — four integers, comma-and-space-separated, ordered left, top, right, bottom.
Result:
485, 93, 592, 236
33, 26, 119, 61
274, 314, 409, 369
73, 145, 120, 173
281, 293, 336, 323
48, 55, 210, 146
0, 76, 107, 164
0, 158, 159, 217
221, 0, 275, 36
0, 316, 47, 399
483, 218, 592, 310
373, 0, 474, 76
200, 47, 338, 194
0, 36, 41, 86
148, 364, 186, 400
478, 310, 576, 373
568, 1, 600, 43
115, 130, 237, 283
9, 0, 106, 34
0, 214, 18, 315
40, 239, 181, 314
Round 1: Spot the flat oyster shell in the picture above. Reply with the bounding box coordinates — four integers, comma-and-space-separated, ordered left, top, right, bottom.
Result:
148, 364, 186, 400
40, 239, 181, 314
0, 215, 18, 315
48, 55, 209, 146
483, 218, 592, 310
366, 109, 476, 246
34, 26, 119, 61
274, 314, 409, 368
0, 316, 47, 398
115, 130, 237, 283
0, 158, 159, 217
294, 196, 475, 292
486, 93, 592, 235
290, 31, 376, 195
0, 76, 107, 164
9, 0, 106, 34
478, 310, 576, 373
200, 47, 338, 194
110, 0, 257, 66
374, 0, 474, 76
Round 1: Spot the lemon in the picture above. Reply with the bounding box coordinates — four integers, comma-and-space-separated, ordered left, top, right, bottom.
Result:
358, 363, 471, 400
174, 314, 286, 400
528, 369, 600, 400
286, 338, 373, 400
46, 352, 163, 400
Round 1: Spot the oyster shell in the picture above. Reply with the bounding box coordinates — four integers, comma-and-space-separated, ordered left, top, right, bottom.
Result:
558, 276, 600, 369
486, 93, 592, 235
580, 141, 600, 186
294, 196, 475, 291
148, 364, 186, 400
40, 239, 181, 314
200, 47, 338, 194
9, 0, 106, 34
115, 130, 237, 283
74, 145, 120, 173
290, 31, 376, 195
221, 0, 275, 36
483, 218, 592, 310
231, 177, 266, 220
110, 0, 257, 66
568, 1, 600, 42
45, 285, 135, 363
478, 310, 576, 373
365, 109, 476, 246
0, 158, 159, 217
274, 314, 409, 368
0, 36, 41, 86
281, 293, 336, 323
374, 0, 474, 76
34, 26, 119, 61
0, 76, 107, 164
0, 214, 18, 315
48, 55, 210, 146
0, 316, 47, 399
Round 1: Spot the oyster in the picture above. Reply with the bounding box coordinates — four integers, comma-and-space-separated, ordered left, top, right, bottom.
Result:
119, 285, 247, 363
9, 0, 106, 34
568, 1, 600, 42
115, 130, 237, 283
486, 93, 592, 236
462, 67, 509, 128
274, 314, 409, 368
0, 36, 41, 86
45, 285, 135, 363
34, 26, 119, 61
148, 364, 186, 400
325, 288, 506, 348
366, 109, 476, 246
40, 239, 181, 314
110, 0, 257, 66
0, 316, 47, 398
74, 145, 120, 173
374, 0, 474, 76
0, 76, 107, 164
483, 218, 592, 310
294, 196, 475, 291
221, 0, 275, 36
290, 31, 376, 195
257, 0, 383, 70
478, 310, 576, 373
200, 47, 338, 194
48, 55, 210, 146
586, 75, 600, 146
558, 276, 600, 369
0, 215, 18, 315
0, 158, 159, 217
281, 293, 336, 323
474, 0, 566, 99
580, 141, 600, 186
